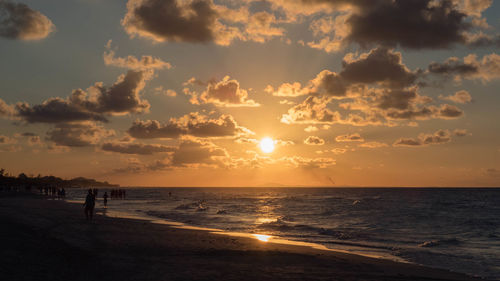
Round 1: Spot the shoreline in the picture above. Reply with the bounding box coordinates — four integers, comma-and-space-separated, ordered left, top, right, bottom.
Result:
99, 204, 407, 263
0, 192, 485, 281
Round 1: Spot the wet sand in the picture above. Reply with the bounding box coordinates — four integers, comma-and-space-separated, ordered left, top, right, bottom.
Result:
0, 192, 484, 281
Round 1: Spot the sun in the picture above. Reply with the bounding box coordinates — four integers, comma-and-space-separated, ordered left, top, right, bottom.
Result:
259, 137, 275, 153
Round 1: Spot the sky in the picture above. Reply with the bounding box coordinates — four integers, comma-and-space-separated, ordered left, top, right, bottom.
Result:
0, 0, 499, 187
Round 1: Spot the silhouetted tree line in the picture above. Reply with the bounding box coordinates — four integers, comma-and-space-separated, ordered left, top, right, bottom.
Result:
0, 168, 118, 190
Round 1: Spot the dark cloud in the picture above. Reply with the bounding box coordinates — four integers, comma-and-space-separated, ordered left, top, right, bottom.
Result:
376, 88, 419, 110
122, 0, 497, 50
312, 71, 347, 97
0, 1, 55, 40
384, 107, 433, 120
335, 133, 364, 142
21, 132, 36, 137
281, 95, 386, 126
171, 138, 229, 168
15, 70, 151, 124
304, 136, 325, 145
128, 113, 253, 139
271, 47, 420, 98
438, 104, 464, 119
282, 86, 464, 126
185, 76, 259, 107
428, 57, 478, 76
280, 96, 341, 124
392, 138, 422, 146
122, 0, 286, 46
122, 0, 218, 43
274, 0, 488, 51
420, 129, 452, 144
340, 47, 418, 88
427, 53, 500, 82
16, 98, 108, 124
346, 0, 471, 49
128, 120, 186, 139
274, 0, 497, 52
46, 123, 114, 147
73, 70, 151, 114
275, 46, 463, 126
102, 142, 175, 155
393, 129, 456, 147
383, 104, 464, 120
185, 113, 254, 137
342, 86, 463, 123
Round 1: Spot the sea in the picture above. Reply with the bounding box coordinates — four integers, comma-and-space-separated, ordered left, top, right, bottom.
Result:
66, 187, 500, 280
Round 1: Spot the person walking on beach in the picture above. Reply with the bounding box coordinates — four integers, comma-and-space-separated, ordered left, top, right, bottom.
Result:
83, 189, 95, 221
103, 192, 108, 207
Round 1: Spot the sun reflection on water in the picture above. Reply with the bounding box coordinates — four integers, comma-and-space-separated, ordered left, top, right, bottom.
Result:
256, 217, 275, 224
252, 234, 272, 242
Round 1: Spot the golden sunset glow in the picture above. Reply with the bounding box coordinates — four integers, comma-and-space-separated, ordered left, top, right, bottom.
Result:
1, 1, 500, 281
0, 0, 499, 188
259, 138, 275, 154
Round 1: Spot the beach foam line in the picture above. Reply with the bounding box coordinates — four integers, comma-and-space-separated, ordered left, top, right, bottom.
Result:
102, 207, 407, 263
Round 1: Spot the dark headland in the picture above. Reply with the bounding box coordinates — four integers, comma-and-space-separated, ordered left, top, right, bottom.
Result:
0, 168, 118, 190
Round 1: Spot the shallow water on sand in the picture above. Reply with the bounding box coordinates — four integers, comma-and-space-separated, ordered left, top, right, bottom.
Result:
67, 187, 500, 280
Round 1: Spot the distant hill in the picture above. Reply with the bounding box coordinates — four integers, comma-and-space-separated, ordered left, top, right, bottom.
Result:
0, 169, 119, 188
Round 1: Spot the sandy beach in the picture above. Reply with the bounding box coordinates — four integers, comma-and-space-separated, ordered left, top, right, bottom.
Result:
0, 192, 484, 281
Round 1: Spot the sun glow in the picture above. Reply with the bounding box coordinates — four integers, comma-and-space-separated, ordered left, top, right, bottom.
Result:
259, 137, 275, 153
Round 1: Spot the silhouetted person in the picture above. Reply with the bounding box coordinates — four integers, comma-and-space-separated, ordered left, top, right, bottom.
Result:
61, 188, 66, 198
83, 189, 95, 221
103, 192, 108, 207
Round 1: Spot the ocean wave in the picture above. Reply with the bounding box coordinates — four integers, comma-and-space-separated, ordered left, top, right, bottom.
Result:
282, 196, 305, 202
418, 238, 461, 248
256, 221, 294, 231
277, 215, 294, 222
487, 233, 498, 238
318, 228, 351, 240
255, 220, 366, 241
174, 203, 196, 210
174, 202, 206, 210
196, 204, 208, 212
